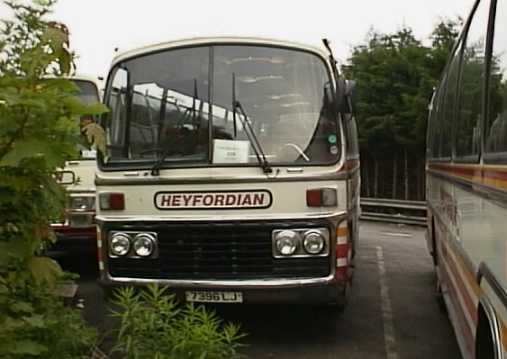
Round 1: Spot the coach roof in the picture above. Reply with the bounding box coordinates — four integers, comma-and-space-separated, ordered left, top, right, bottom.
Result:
109, 37, 331, 68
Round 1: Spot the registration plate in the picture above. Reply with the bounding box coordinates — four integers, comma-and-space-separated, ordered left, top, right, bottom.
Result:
185, 291, 243, 303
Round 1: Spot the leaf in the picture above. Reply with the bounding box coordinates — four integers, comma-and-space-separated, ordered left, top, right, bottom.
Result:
59, 52, 72, 74
34, 0, 52, 5
11, 340, 48, 355
84, 102, 109, 115
0, 139, 50, 167
63, 96, 108, 116
23, 314, 45, 328
42, 25, 71, 74
0, 283, 8, 294
0, 239, 30, 265
10, 301, 34, 314
27, 256, 62, 286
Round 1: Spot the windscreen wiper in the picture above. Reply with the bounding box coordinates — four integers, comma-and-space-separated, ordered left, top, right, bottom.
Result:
151, 145, 176, 176
181, 78, 200, 125
232, 73, 272, 175
152, 80, 200, 176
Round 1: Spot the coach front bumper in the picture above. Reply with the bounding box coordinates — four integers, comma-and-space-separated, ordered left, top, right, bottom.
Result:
99, 274, 344, 304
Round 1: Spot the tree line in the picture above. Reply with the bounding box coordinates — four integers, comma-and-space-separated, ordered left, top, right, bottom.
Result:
342, 20, 460, 200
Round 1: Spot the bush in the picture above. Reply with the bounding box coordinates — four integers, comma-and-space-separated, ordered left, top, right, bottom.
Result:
0, 277, 97, 358
111, 285, 246, 359
0, 1, 106, 357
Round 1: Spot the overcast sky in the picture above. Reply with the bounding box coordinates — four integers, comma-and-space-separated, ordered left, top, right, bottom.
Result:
1, 0, 476, 78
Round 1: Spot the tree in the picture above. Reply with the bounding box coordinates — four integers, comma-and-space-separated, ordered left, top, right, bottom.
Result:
0, 1, 106, 357
343, 20, 460, 200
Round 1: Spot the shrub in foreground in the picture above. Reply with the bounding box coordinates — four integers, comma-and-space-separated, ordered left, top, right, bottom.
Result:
111, 285, 246, 359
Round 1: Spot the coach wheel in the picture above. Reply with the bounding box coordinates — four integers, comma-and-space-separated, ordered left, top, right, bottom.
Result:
431, 218, 438, 266
435, 278, 447, 314
476, 305, 497, 359
336, 281, 349, 311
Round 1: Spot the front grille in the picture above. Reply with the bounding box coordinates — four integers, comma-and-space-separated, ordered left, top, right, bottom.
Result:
108, 221, 331, 280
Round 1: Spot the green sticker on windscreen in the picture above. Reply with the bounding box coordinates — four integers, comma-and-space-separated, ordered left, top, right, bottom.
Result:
328, 134, 337, 144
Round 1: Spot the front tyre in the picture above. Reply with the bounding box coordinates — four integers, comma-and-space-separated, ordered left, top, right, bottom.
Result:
315, 281, 349, 315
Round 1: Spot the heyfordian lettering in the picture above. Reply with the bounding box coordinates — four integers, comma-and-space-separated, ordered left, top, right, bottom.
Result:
155, 191, 270, 209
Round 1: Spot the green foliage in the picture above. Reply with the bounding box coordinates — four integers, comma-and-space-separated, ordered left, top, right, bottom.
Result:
344, 20, 461, 154
343, 20, 460, 199
111, 285, 246, 359
429, 18, 462, 79
343, 27, 434, 154
0, 276, 97, 359
0, 1, 106, 357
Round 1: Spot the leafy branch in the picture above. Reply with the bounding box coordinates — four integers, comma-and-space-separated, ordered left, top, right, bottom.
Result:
0, 1, 107, 357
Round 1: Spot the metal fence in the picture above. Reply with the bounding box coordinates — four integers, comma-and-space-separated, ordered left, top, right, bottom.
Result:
360, 197, 427, 226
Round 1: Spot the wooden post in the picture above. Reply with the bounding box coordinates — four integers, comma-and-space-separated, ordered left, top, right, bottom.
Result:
392, 155, 397, 199
404, 148, 409, 200
374, 158, 379, 198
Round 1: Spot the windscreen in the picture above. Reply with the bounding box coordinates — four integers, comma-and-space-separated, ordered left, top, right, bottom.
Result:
74, 80, 100, 104
73, 80, 101, 160
102, 45, 340, 169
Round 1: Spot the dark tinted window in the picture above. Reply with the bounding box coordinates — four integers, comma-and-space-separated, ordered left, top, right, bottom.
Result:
434, 79, 449, 159
485, 1, 507, 162
345, 115, 359, 159
455, 0, 490, 160
428, 89, 440, 159
74, 80, 99, 104
441, 47, 462, 158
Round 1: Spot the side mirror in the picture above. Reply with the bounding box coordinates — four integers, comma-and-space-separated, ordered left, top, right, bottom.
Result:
324, 82, 335, 110
339, 80, 356, 115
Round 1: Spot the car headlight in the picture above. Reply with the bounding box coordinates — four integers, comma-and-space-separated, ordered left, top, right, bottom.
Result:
274, 230, 299, 256
133, 233, 156, 257
110, 233, 131, 256
68, 195, 95, 211
303, 230, 325, 254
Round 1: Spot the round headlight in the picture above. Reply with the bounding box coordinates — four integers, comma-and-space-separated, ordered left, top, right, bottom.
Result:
303, 231, 325, 255
133, 233, 155, 257
110, 233, 131, 256
275, 230, 299, 256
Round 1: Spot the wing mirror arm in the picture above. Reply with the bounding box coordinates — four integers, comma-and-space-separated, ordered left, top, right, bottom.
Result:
338, 80, 356, 115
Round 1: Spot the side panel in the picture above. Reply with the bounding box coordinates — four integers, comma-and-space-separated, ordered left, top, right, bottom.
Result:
429, 169, 507, 357
429, 173, 478, 359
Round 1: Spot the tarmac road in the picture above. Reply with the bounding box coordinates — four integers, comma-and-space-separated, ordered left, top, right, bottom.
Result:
67, 222, 461, 359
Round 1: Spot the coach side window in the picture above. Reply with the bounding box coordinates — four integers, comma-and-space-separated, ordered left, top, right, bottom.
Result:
433, 81, 447, 159
485, 1, 507, 162
455, 0, 490, 161
428, 87, 441, 159
107, 68, 128, 156
441, 45, 462, 159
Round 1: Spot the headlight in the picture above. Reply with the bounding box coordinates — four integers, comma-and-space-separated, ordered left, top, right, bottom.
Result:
133, 233, 156, 257
68, 195, 95, 211
274, 230, 299, 256
272, 227, 329, 258
110, 233, 131, 256
303, 230, 325, 254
